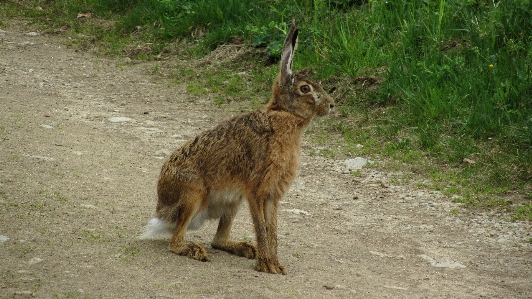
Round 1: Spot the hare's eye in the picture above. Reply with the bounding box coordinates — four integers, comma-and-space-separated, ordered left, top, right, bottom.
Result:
300, 85, 311, 94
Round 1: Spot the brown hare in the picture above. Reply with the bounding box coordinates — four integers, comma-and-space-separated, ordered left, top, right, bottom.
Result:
140, 19, 334, 275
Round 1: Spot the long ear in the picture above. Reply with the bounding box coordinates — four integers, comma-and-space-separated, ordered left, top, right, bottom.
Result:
280, 19, 298, 87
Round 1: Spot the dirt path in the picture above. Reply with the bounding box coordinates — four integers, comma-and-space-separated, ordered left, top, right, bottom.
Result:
1, 20, 531, 299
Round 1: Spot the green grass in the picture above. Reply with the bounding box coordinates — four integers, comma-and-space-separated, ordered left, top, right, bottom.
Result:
512, 203, 532, 221
1, 0, 530, 220
117, 245, 141, 262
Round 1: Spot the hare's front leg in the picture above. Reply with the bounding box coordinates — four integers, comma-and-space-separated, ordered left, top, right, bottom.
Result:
211, 213, 257, 259
249, 196, 286, 275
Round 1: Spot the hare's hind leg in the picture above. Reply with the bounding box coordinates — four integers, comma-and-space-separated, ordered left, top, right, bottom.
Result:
211, 213, 257, 259
165, 189, 209, 262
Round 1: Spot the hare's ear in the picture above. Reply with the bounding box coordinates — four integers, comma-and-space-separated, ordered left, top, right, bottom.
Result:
280, 19, 298, 88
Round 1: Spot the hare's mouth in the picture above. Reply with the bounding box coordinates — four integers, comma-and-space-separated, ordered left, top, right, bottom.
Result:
317, 107, 331, 117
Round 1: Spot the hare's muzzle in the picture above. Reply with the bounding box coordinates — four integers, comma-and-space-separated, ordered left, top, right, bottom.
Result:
324, 94, 335, 113
316, 96, 334, 117
326, 102, 335, 115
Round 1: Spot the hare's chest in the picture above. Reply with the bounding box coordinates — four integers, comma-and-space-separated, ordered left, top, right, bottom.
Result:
274, 137, 302, 173
265, 142, 301, 194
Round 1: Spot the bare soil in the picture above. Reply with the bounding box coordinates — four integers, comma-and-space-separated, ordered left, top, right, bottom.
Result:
1, 20, 531, 299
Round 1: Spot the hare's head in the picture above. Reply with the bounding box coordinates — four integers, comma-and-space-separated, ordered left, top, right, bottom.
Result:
267, 20, 334, 120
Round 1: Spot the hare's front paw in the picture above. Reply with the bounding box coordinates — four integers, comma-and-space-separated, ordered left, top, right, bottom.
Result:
238, 242, 257, 259
212, 241, 257, 259
169, 241, 209, 262
256, 258, 287, 275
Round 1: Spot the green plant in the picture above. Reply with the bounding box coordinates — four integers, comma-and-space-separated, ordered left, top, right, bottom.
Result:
186, 83, 207, 96
512, 204, 532, 221
246, 20, 289, 57
53, 192, 68, 202
118, 245, 141, 262
351, 169, 362, 177
213, 98, 224, 106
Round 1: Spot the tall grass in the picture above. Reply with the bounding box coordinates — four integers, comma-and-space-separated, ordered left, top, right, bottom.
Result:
62, 0, 297, 51
313, 1, 532, 144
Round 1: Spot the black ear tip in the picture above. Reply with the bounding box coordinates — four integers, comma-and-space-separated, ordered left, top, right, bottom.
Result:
293, 29, 299, 41
290, 19, 298, 45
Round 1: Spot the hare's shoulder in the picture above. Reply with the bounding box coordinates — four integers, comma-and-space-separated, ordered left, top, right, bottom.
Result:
222, 109, 274, 136
192, 110, 273, 143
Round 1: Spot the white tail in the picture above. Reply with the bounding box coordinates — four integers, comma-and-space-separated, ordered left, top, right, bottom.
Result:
138, 218, 175, 240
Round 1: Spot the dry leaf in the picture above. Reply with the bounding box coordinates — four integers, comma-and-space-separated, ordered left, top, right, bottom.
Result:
77, 12, 92, 19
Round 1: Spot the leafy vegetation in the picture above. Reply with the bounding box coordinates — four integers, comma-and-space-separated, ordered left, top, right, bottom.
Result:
1, 0, 530, 220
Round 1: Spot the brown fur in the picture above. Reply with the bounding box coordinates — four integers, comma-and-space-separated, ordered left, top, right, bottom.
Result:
151, 20, 334, 274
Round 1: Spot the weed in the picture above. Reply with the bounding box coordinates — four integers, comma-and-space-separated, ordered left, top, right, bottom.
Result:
118, 245, 140, 262
152, 63, 160, 76
213, 98, 224, 107
53, 192, 68, 202
30, 201, 45, 211
246, 20, 289, 57
511, 204, 532, 221
485, 198, 511, 208
319, 148, 336, 159
10, 241, 34, 258
288, 288, 300, 294
186, 83, 207, 96
78, 229, 105, 244
351, 169, 362, 177
443, 186, 462, 197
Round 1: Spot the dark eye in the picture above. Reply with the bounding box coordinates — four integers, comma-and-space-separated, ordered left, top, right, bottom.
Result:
300, 85, 311, 94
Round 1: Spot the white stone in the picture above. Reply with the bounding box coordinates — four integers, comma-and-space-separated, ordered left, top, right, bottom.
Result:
419, 254, 466, 269
26, 154, 55, 161
136, 127, 164, 134
344, 157, 373, 170
28, 257, 43, 265
282, 208, 311, 216
154, 149, 171, 157
108, 116, 132, 123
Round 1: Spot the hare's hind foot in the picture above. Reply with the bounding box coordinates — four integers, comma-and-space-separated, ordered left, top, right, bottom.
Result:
168, 241, 209, 262
212, 240, 257, 259
256, 258, 287, 275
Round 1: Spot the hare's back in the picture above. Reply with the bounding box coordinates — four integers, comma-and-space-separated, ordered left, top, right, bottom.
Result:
165, 110, 274, 180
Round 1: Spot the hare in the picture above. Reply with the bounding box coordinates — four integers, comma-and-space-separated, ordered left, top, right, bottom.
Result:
140, 19, 334, 275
